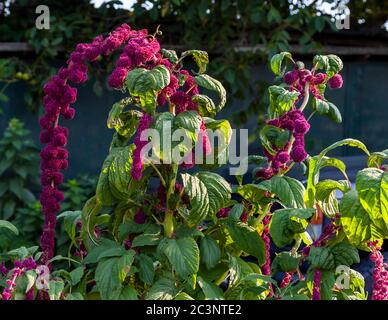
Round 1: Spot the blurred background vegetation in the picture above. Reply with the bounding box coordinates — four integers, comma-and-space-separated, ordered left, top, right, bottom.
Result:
0, 0, 387, 250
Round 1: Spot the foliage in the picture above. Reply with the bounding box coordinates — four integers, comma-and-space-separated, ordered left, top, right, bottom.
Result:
0, 118, 39, 220
1, 23, 388, 301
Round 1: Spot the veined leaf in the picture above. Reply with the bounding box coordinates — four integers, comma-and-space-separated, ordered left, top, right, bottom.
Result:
270, 208, 315, 248
195, 74, 226, 112
270, 52, 292, 76
181, 50, 209, 74
125, 65, 170, 113
340, 190, 386, 246
158, 237, 199, 278
356, 168, 388, 232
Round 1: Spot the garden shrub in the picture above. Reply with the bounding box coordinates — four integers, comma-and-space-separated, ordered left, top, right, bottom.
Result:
1, 24, 388, 300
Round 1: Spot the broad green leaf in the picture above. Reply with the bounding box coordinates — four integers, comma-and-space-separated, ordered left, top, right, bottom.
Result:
181, 173, 210, 226
197, 276, 224, 300
195, 172, 231, 216
368, 149, 388, 168
270, 208, 315, 248
161, 49, 179, 64
260, 124, 291, 155
270, 52, 292, 76
268, 85, 299, 115
326, 102, 342, 123
69, 267, 84, 286
0, 220, 18, 235
340, 190, 386, 246
96, 151, 120, 206
356, 168, 388, 232
137, 254, 155, 285
313, 55, 330, 70
271, 252, 301, 274
193, 94, 216, 117
201, 118, 232, 168
84, 238, 125, 264
315, 180, 351, 217
312, 97, 329, 115
48, 279, 65, 300
158, 237, 200, 278
318, 139, 369, 160
145, 278, 177, 300
195, 74, 226, 112
57, 210, 81, 244
181, 50, 209, 74
200, 236, 221, 269
225, 221, 266, 264
132, 233, 161, 247
260, 176, 305, 208
327, 54, 343, 75
125, 65, 170, 113
110, 286, 138, 300
95, 250, 135, 299
330, 242, 360, 267
308, 246, 335, 270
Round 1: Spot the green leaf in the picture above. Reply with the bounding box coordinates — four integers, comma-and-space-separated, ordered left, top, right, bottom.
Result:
158, 237, 200, 278
110, 286, 139, 300
326, 102, 342, 123
193, 94, 216, 117
356, 168, 388, 232
0, 220, 19, 235
200, 236, 221, 269
260, 124, 291, 154
268, 85, 299, 115
309, 243, 359, 271
270, 208, 315, 248
125, 65, 170, 113
327, 54, 343, 75
181, 173, 210, 226
308, 246, 335, 270
95, 250, 135, 299
132, 233, 161, 247
260, 176, 305, 208
270, 52, 292, 76
225, 221, 266, 264
137, 254, 155, 285
313, 55, 330, 70
340, 190, 386, 246
330, 242, 360, 267
161, 49, 179, 64
195, 74, 226, 112
57, 210, 81, 244
48, 279, 65, 300
69, 267, 84, 286
318, 139, 369, 160
181, 50, 209, 74
195, 172, 231, 216
315, 180, 351, 217
368, 149, 388, 168
96, 151, 119, 206
271, 252, 301, 274
83, 239, 125, 264
197, 276, 224, 300
145, 278, 177, 300
312, 97, 329, 115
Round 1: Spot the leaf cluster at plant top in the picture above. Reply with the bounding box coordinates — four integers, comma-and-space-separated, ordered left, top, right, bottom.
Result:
0, 0, 385, 123
1, 22, 388, 301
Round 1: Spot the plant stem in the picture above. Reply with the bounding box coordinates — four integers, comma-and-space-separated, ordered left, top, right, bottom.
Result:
164, 164, 178, 237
